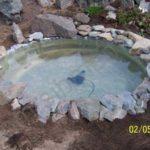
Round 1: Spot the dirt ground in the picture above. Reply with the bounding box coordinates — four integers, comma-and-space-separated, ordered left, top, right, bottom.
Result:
0, 0, 150, 150
0, 101, 149, 150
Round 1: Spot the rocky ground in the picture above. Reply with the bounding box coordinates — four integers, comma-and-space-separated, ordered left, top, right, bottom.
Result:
0, 0, 150, 149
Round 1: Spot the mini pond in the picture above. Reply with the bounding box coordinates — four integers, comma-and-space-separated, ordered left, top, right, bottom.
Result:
0, 39, 147, 122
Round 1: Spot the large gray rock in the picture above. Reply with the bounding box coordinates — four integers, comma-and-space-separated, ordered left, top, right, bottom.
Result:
74, 13, 90, 24
0, 0, 23, 22
77, 99, 101, 121
32, 14, 77, 38
118, 91, 136, 114
100, 94, 123, 111
56, 0, 74, 9
12, 22, 25, 44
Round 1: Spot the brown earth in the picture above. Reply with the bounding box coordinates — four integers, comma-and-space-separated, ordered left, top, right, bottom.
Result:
0, 102, 149, 150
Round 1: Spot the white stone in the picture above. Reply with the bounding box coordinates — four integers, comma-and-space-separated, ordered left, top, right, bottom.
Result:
139, 0, 150, 13
77, 25, 91, 32
69, 101, 80, 120
12, 22, 25, 44
89, 31, 100, 37
132, 38, 150, 51
105, 5, 116, 11
0, 46, 7, 57
52, 113, 65, 122
11, 98, 21, 110
124, 31, 143, 41
29, 32, 44, 42
99, 33, 113, 41
92, 25, 105, 32
106, 11, 116, 20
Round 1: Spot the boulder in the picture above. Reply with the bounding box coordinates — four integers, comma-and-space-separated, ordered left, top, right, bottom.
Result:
0, 46, 7, 58
31, 14, 77, 38
56, 0, 74, 9
74, 13, 90, 24
69, 101, 80, 120
0, 0, 23, 22
100, 106, 127, 122
132, 38, 150, 51
12, 23, 25, 44
118, 91, 136, 114
77, 99, 101, 121
100, 94, 123, 111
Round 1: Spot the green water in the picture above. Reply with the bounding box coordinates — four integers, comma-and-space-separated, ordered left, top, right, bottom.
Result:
0, 39, 146, 102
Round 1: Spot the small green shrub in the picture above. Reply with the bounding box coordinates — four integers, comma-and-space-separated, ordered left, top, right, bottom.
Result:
117, 8, 150, 33
85, 6, 105, 16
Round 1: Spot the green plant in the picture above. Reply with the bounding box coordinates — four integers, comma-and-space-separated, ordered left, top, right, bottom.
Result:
117, 8, 150, 34
85, 6, 105, 16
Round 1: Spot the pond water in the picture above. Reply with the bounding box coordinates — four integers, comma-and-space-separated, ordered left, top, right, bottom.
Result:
0, 39, 146, 102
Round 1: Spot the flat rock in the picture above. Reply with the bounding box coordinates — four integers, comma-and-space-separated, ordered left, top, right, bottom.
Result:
12, 23, 25, 44
69, 101, 80, 120
74, 13, 90, 24
99, 33, 113, 41
32, 14, 77, 38
77, 25, 91, 32
92, 25, 105, 32
132, 38, 150, 51
0, 46, 7, 57
77, 99, 101, 121
0, 0, 23, 21
89, 31, 100, 37
56, 0, 74, 9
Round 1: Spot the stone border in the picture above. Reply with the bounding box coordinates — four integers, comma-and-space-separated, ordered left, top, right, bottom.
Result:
0, 25, 150, 124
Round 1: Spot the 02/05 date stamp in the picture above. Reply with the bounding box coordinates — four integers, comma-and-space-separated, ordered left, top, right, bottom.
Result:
129, 125, 150, 134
